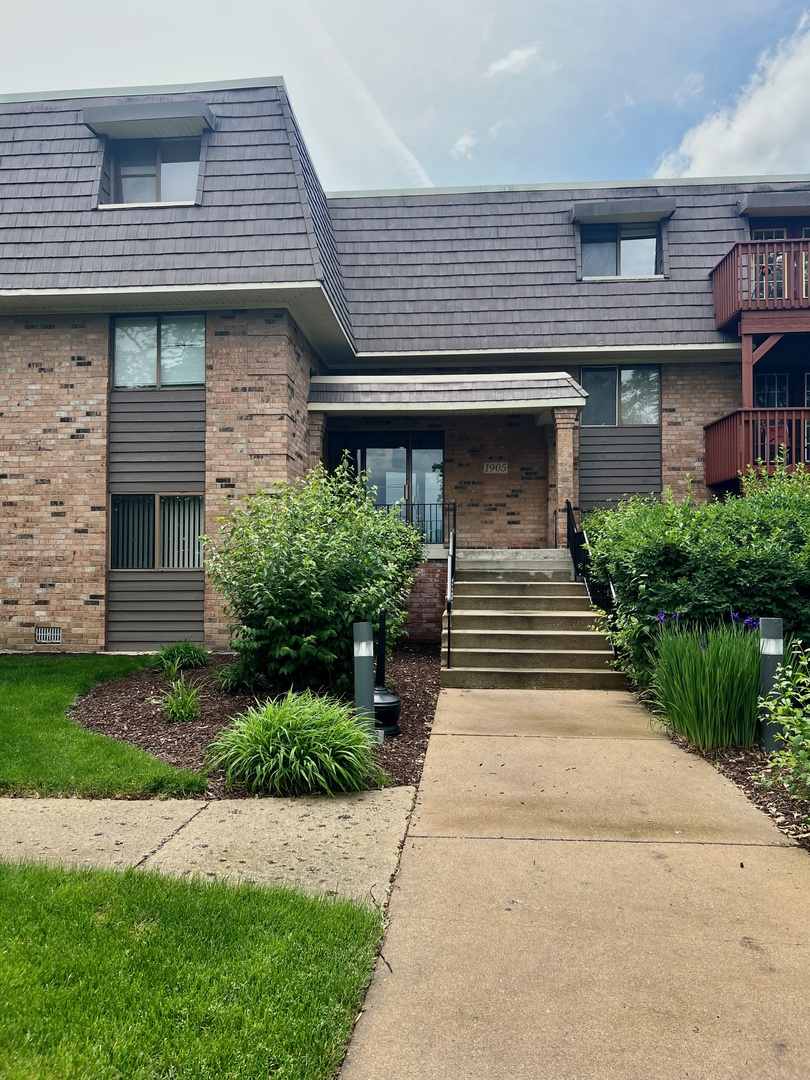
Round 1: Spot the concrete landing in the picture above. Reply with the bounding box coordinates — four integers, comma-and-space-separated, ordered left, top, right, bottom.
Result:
339, 689, 810, 1080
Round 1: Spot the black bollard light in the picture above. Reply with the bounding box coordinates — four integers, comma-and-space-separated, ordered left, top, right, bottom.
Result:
373, 610, 401, 738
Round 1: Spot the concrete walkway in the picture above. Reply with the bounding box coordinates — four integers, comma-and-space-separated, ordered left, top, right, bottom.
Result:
339, 689, 810, 1080
0, 787, 414, 903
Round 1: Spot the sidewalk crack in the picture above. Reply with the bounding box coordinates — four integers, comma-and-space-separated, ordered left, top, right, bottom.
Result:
133, 802, 210, 869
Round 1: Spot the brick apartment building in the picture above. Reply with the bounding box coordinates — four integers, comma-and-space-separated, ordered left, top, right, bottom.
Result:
2, 77, 810, 651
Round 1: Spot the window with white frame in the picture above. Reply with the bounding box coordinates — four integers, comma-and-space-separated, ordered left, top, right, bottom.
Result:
110, 494, 204, 570
580, 366, 660, 426
113, 314, 205, 389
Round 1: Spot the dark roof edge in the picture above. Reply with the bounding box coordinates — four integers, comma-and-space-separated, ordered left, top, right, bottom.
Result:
0, 76, 286, 104
326, 173, 810, 200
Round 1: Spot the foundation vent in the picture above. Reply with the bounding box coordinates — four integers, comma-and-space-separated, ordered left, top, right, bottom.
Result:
35, 626, 62, 645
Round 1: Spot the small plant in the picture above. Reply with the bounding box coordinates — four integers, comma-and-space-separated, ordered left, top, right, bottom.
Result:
651, 622, 759, 750
206, 689, 386, 796
760, 639, 810, 797
153, 639, 210, 678
161, 675, 201, 724
213, 657, 257, 694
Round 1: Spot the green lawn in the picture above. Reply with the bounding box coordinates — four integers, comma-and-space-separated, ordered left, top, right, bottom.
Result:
0, 655, 205, 797
0, 861, 383, 1080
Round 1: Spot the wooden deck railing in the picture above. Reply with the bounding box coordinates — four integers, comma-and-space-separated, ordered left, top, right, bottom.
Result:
704, 408, 810, 485
711, 240, 810, 328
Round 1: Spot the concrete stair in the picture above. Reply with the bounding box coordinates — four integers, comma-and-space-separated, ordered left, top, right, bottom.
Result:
442, 549, 626, 691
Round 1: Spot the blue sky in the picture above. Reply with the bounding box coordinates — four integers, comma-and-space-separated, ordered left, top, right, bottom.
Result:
2, 0, 810, 191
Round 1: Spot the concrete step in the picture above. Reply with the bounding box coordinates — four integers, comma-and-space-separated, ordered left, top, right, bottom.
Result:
444, 628, 612, 651
448, 611, 599, 632
451, 596, 596, 622
440, 666, 628, 690
453, 591, 591, 609
444, 648, 616, 670
454, 568, 574, 583
453, 580, 586, 597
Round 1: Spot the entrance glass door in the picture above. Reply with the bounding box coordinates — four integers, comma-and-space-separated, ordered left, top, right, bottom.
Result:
330, 433, 445, 542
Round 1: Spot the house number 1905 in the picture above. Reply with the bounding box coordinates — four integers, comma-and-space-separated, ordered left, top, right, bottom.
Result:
483, 462, 508, 474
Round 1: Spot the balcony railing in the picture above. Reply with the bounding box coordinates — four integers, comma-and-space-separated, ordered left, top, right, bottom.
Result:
704, 408, 810, 486
711, 240, 810, 328
381, 501, 456, 545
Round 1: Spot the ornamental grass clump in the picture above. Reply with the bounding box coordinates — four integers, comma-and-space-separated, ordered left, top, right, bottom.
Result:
651, 622, 760, 750
206, 690, 387, 796
153, 639, 210, 678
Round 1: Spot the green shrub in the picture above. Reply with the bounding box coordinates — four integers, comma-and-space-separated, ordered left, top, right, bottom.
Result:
213, 657, 257, 694
206, 690, 386, 796
203, 459, 424, 693
651, 622, 760, 750
760, 639, 810, 796
585, 464, 810, 680
153, 639, 210, 677
161, 675, 201, 724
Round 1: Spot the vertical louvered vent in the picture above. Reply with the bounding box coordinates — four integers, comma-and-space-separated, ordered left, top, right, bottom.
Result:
35, 627, 62, 645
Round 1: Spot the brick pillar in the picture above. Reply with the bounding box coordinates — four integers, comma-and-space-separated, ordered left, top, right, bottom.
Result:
551, 407, 579, 548
308, 412, 327, 470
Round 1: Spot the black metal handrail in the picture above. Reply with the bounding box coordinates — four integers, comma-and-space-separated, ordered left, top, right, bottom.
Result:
566, 500, 615, 616
383, 501, 456, 545
445, 527, 457, 669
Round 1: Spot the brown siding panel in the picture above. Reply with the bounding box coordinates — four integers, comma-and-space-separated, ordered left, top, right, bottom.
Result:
108, 389, 205, 491
106, 570, 205, 649
579, 427, 662, 510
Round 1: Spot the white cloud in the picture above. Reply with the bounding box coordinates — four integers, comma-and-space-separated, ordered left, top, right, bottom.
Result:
674, 71, 704, 109
484, 44, 539, 79
451, 132, 478, 160
487, 119, 512, 140
656, 18, 810, 178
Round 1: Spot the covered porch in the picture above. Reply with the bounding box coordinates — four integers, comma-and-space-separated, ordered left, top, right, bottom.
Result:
307, 373, 587, 549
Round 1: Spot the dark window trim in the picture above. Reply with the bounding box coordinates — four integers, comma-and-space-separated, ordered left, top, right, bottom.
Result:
111, 312, 206, 391
96, 134, 205, 208
109, 492, 205, 572
579, 365, 661, 427
577, 221, 668, 280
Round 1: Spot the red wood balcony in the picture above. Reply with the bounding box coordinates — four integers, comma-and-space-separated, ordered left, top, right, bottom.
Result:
711, 240, 810, 329
704, 408, 810, 486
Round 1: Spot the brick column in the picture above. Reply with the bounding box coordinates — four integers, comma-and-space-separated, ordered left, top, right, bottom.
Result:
308, 412, 327, 470
550, 407, 579, 548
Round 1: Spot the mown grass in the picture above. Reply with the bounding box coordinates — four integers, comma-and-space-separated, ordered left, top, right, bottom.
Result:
0, 861, 383, 1080
0, 655, 205, 796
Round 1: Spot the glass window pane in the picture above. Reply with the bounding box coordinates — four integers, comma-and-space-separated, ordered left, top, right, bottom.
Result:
581, 225, 617, 276
114, 140, 157, 203
581, 368, 618, 426
160, 315, 206, 385
365, 448, 407, 504
411, 448, 444, 543
160, 496, 204, 568
160, 139, 201, 202
620, 236, 658, 276
755, 373, 788, 408
111, 495, 155, 569
621, 368, 660, 425
114, 317, 157, 388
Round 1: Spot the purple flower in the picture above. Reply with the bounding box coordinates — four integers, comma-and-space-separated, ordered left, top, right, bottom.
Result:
744, 616, 760, 630
731, 612, 741, 622
699, 642, 708, 649
656, 611, 667, 623
673, 611, 681, 621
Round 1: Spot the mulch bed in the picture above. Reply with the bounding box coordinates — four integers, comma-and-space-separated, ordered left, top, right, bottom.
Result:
70, 644, 441, 799
668, 731, 810, 852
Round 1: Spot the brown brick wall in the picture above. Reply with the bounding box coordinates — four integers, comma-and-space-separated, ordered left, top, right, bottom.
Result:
203, 309, 321, 649
661, 362, 741, 498
328, 413, 550, 549
402, 560, 445, 643
0, 315, 109, 651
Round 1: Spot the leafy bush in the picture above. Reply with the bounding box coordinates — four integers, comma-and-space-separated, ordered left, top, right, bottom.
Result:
160, 676, 201, 724
213, 657, 257, 694
204, 459, 424, 692
760, 639, 810, 796
153, 639, 210, 678
206, 690, 386, 796
651, 622, 760, 750
585, 464, 810, 680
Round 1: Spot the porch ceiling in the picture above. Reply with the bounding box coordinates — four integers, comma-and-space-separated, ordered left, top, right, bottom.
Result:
308, 372, 586, 414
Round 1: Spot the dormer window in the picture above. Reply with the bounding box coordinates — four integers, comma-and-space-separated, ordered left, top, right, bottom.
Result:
112, 138, 201, 204
572, 197, 676, 280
